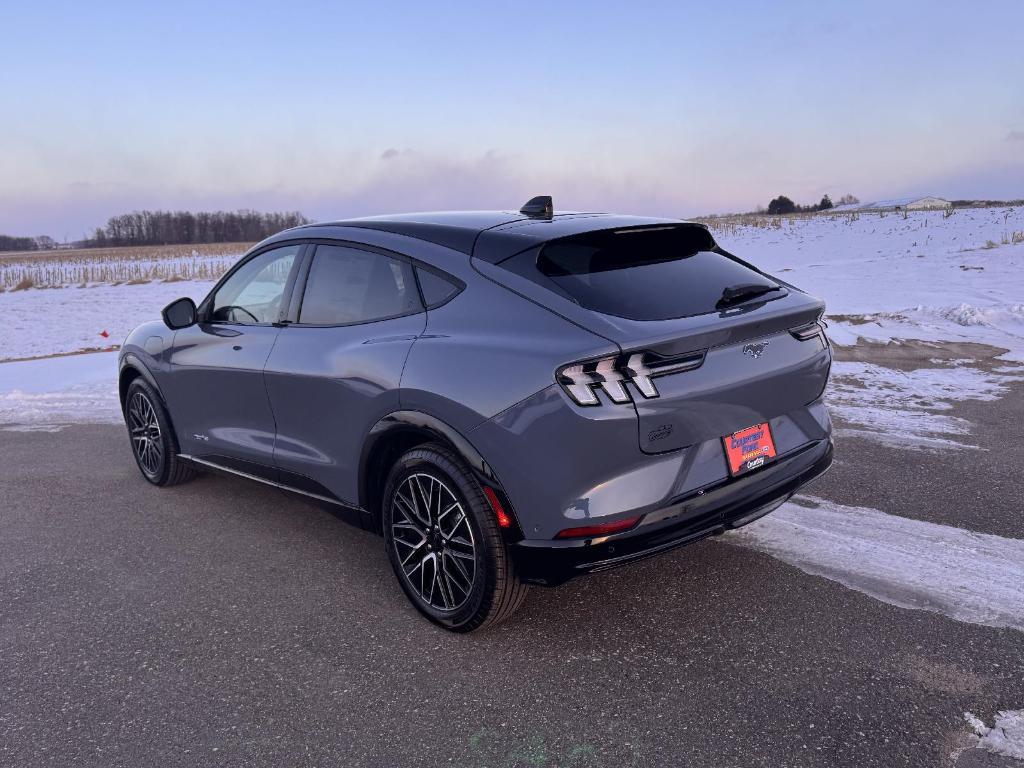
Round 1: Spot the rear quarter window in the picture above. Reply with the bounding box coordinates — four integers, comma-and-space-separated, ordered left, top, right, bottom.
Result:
415, 268, 461, 307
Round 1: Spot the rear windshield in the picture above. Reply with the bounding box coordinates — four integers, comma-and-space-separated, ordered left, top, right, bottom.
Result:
522, 225, 778, 321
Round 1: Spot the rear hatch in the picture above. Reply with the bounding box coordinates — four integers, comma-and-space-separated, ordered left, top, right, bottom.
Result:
473, 219, 831, 453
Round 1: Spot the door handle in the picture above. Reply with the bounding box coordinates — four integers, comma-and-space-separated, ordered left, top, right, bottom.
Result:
232, 345, 243, 351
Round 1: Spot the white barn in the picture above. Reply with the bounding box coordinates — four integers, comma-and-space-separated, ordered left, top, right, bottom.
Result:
905, 196, 952, 211
831, 196, 952, 213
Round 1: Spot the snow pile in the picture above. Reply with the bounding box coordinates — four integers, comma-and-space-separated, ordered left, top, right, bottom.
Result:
826, 360, 1022, 451
964, 710, 1024, 760
936, 303, 996, 327
727, 495, 1024, 631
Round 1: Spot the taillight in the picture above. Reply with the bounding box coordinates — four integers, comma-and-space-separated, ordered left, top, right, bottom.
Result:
556, 351, 704, 407
555, 515, 643, 539
786, 321, 827, 339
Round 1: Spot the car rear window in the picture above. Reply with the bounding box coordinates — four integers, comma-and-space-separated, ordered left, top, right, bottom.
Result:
509, 225, 778, 321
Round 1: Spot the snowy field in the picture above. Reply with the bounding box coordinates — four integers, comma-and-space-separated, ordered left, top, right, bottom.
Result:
3, 207, 1021, 439
709, 206, 1024, 357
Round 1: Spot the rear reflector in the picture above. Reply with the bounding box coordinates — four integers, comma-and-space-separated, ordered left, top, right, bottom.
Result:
483, 486, 513, 529
555, 515, 642, 539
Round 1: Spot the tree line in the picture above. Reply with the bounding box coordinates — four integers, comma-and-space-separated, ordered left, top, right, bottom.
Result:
761, 193, 859, 215
0, 235, 42, 252
87, 209, 310, 247
1, 210, 311, 252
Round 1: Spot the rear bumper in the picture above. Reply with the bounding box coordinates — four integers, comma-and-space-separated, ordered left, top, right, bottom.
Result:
509, 437, 834, 586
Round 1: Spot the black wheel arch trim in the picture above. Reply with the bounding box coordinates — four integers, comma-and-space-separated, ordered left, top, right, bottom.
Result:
359, 410, 518, 535
118, 354, 164, 409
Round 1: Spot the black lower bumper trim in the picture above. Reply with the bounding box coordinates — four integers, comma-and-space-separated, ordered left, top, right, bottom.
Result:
510, 438, 834, 586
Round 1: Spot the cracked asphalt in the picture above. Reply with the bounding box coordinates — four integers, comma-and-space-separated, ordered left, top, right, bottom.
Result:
1, 351, 1022, 767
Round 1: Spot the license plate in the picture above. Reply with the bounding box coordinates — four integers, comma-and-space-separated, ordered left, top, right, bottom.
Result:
723, 422, 777, 477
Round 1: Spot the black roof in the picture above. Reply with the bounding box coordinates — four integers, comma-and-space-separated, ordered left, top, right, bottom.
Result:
309, 211, 532, 254
299, 210, 704, 264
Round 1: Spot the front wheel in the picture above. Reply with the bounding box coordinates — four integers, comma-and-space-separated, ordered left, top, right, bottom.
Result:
382, 444, 528, 632
123, 377, 194, 487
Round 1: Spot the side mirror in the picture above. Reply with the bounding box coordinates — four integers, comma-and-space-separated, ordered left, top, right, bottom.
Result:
161, 297, 197, 330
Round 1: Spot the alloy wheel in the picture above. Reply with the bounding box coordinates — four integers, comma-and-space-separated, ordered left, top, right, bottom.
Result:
390, 472, 477, 611
128, 391, 163, 476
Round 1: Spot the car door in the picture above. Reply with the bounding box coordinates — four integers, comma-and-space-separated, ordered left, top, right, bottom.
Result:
163, 242, 304, 472
264, 242, 427, 506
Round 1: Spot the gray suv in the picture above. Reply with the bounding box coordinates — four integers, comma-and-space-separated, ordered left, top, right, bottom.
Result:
119, 197, 833, 632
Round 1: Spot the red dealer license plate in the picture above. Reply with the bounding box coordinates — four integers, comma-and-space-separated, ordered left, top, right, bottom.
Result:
723, 422, 777, 477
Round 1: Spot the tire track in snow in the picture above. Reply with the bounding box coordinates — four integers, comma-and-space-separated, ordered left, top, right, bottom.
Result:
725, 495, 1024, 631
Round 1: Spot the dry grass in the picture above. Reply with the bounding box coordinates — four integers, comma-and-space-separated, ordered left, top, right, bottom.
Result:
698, 210, 868, 237
0, 242, 251, 289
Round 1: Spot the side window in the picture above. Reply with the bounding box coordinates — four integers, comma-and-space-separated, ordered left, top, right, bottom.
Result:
416, 268, 460, 307
298, 245, 422, 325
212, 244, 300, 324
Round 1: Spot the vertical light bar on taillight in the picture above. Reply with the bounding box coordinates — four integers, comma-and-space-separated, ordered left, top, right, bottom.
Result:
624, 353, 659, 398
557, 363, 601, 406
593, 358, 630, 403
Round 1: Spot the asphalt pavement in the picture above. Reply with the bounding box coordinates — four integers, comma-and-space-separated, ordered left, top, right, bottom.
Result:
1, 368, 1022, 766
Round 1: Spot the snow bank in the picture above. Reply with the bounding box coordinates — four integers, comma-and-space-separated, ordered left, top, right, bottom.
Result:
0, 352, 120, 428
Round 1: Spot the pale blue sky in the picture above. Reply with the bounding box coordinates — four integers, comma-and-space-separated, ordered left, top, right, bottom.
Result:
1, 0, 1022, 238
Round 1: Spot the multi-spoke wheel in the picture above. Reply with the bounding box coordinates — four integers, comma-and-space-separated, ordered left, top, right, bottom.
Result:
383, 444, 529, 632
123, 377, 194, 487
391, 473, 477, 612
128, 390, 163, 476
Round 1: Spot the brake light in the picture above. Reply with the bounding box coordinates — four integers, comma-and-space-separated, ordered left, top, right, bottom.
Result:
556, 351, 704, 407
555, 515, 643, 539
483, 486, 513, 529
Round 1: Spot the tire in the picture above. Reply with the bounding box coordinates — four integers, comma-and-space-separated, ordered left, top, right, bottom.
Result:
123, 377, 195, 487
382, 443, 529, 632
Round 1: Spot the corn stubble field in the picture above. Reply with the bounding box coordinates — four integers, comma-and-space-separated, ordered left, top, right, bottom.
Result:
3, 207, 1022, 295
0, 242, 252, 291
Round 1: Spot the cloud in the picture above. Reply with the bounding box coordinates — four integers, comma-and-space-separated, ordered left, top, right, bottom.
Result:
1007, 130, 1024, 142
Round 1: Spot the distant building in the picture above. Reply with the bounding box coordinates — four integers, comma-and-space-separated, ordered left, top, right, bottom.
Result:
831, 196, 952, 213
905, 196, 953, 211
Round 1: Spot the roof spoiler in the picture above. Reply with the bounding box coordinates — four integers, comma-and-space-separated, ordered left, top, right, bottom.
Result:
519, 195, 553, 219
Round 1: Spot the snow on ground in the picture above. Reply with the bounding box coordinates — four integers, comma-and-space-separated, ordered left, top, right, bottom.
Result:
0, 280, 213, 361
826, 359, 1022, 451
726, 495, 1024, 631
710, 206, 1024, 360
0, 351, 120, 429
963, 710, 1024, 760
